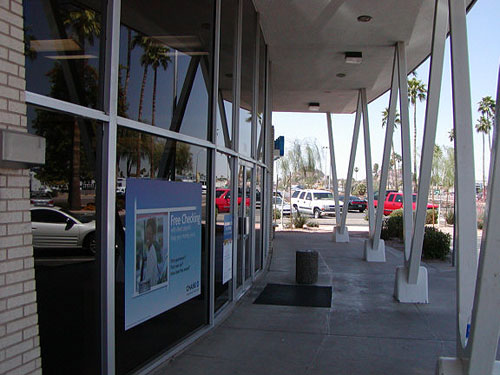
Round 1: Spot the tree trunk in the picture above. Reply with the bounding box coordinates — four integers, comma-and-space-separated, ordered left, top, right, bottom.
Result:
482, 133, 486, 201
136, 65, 148, 176
413, 103, 417, 192
69, 118, 82, 210
150, 68, 158, 178
124, 29, 132, 102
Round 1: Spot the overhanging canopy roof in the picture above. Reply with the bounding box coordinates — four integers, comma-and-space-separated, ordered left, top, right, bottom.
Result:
254, 0, 475, 113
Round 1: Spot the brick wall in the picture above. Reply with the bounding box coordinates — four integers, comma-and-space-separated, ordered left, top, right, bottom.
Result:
0, 0, 42, 374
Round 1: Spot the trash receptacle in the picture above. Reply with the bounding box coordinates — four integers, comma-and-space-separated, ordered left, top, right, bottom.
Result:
296, 250, 318, 284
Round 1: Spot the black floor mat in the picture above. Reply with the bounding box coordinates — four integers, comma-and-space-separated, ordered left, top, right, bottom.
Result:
253, 283, 332, 308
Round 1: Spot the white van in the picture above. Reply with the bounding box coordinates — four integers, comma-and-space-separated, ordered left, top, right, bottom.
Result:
291, 189, 343, 218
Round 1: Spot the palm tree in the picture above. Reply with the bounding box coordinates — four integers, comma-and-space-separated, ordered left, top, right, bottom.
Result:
476, 115, 491, 200
448, 129, 455, 142
64, 9, 100, 209
408, 77, 427, 192
131, 35, 156, 176
477, 96, 495, 152
382, 107, 400, 189
147, 43, 170, 177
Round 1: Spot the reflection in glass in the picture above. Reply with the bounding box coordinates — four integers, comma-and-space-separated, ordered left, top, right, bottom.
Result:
214, 152, 232, 311
115, 127, 209, 375
238, 0, 256, 156
236, 165, 244, 288
257, 31, 266, 162
27, 106, 100, 374
118, 0, 214, 140
24, 0, 103, 109
255, 167, 264, 271
244, 167, 252, 280
216, 0, 237, 147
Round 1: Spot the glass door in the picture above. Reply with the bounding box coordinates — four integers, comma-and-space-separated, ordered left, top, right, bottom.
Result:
236, 162, 253, 292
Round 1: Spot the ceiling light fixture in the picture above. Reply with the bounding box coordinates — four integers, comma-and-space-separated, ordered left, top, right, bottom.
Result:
357, 15, 372, 22
308, 102, 320, 111
336, 73, 346, 78
345, 51, 362, 64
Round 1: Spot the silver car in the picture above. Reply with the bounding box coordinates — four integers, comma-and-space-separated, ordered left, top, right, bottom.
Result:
30, 207, 96, 254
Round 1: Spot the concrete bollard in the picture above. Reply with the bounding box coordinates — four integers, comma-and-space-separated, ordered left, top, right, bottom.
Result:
296, 250, 318, 284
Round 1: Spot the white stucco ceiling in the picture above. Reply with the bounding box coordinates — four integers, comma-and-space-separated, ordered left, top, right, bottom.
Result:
254, 0, 475, 113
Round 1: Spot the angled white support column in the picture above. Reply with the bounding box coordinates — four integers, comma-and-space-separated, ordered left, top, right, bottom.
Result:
396, 41, 414, 264
436, 0, 479, 372
437, 71, 500, 375
361, 89, 384, 262
396, 0, 447, 304
326, 113, 341, 232
335, 92, 362, 243
369, 49, 398, 261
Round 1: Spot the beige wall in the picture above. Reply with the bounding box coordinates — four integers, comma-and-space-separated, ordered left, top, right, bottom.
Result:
0, 0, 42, 374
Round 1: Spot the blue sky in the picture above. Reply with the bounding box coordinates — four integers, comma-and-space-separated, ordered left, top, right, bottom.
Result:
273, 0, 500, 182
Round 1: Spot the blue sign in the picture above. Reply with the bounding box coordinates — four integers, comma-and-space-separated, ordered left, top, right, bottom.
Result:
274, 136, 284, 157
124, 179, 202, 330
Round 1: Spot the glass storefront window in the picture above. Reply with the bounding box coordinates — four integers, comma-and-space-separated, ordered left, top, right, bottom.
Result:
238, 0, 256, 156
24, 0, 104, 109
118, 0, 214, 141
216, 0, 237, 148
214, 152, 232, 311
115, 127, 209, 374
257, 31, 266, 162
27, 106, 101, 374
255, 167, 264, 271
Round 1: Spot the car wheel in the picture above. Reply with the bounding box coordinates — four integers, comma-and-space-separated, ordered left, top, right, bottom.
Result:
84, 232, 96, 255
359, 209, 365, 213
313, 208, 321, 219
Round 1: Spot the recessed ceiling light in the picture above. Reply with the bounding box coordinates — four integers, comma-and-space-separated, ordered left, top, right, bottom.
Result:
345, 51, 362, 64
308, 102, 320, 111
336, 73, 346, 78
324, 90, 331, 94
357, 15, 372, 22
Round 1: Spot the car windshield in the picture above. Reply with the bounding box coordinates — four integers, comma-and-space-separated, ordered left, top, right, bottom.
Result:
273, 197, 283, 205
313, 192, 333, 200
216, 190, 226, 198
412, 194, 417, 203
60, 208, 95, 223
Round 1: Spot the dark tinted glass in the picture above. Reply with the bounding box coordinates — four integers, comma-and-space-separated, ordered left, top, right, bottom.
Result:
395, 195, 402, 203
256, 31, 266, 161
27, 106, 101, 374
238, 0, 256, 156
300, 192, 306, 199
388, 194, 395, 202
24, 0, 104, 109
216, 0, 237, 147
115, 127, 209, 374
306, 193, 311, 200
214, 152, 232, 311
119, 0, 215, 140
254, 167, 264, 271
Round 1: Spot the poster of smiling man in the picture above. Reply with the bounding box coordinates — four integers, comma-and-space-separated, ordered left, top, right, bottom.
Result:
125, 180, 202, 330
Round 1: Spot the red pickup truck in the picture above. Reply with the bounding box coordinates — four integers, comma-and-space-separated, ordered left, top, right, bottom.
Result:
374, 192, 438, 216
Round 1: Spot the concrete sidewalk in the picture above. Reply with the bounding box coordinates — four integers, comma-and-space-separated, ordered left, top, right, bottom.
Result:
153, 230, 458, 375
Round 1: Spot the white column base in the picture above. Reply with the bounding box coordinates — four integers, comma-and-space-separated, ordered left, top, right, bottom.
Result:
436, 357, 500, 375
333, 226, 349, 242
363, 239, 386, 262
394, 266, 429, 303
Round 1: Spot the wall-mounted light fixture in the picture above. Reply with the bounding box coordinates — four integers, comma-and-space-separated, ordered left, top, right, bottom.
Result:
345, 51, 363, 64
308, 102, 320, 111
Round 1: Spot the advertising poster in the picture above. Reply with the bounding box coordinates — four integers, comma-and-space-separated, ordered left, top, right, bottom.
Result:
125, 179, 202, 330
222, 215, 233, 284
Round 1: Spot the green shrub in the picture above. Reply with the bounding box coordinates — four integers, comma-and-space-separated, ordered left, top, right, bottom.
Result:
386, 209, 404, 239
422, 226, 451, 260
426, 209, 438, 224
477, 210, 485, 230
273, 209, 282, 220
293, 212, 308, 228
445, 210, 454, 225
307, 220, 319, 228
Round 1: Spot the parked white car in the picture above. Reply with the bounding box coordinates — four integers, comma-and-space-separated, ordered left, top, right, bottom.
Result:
272, 196, 291, 216
30, 207, 96, 254
291, 189, 343, 218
